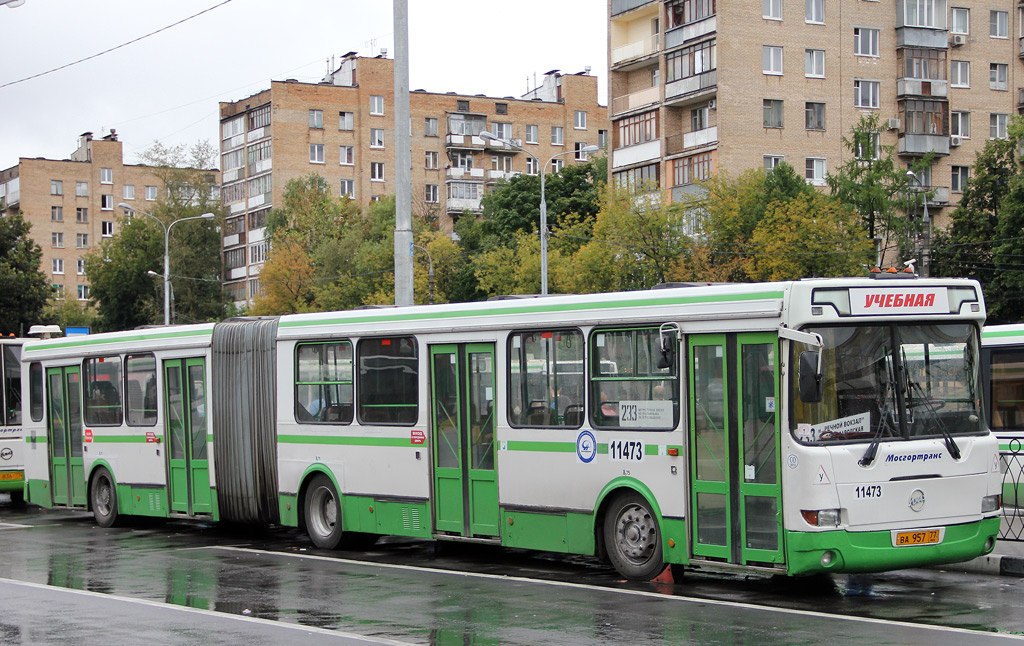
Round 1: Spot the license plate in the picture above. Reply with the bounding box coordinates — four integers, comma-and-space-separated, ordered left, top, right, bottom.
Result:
895, 529, 941, 546
0, 472, 23, 481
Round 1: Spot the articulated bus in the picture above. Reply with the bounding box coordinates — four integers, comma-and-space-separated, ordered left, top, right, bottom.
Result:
1, 337, 25, 503
22, 278, 1001, 580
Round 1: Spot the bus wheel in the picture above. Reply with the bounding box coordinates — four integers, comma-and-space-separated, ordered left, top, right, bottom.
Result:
90, 468, 120, 528
604, 492, 663, 581
305, 474, 343, 550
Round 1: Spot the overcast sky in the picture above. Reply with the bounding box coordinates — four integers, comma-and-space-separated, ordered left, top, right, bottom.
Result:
0, 0, 608, 171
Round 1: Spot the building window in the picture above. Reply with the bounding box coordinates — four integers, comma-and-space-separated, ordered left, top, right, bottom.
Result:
457, 99, 470, 112
805, 158, 826, 185
691, 106, 709, 130
805, 102, 825, 130
763, 46, 783, 75
492, 122, 512, 139
853, 27, 879, 57
991, 113, 1009, 139
338, 111, 353, 131
247, 140, 271, 166
310, 144, 325, 164
222, 182, 245, 203
52, 258, 64, 274
950, 61, 969, 87
76, 207, 88, 223
990, 63, 1008, 91
951, 8, 969, 35
100, 168, 113, 184
901, 99, 947, 135
574, 110, 587, 130
425, 184, 439, 203
248, 104, 270, 130
222, 115, 244, 140
526, 124, 539, 144
901, 48, 946, 80
551, 126, 564, 146
673, 152, 712, 187
225, 248, 245, 269
370, 128, 385, 148
425, 117, 438, 137
905, 0, 938, 28
763, 0, 781, 20
249, 242, 266, 264
77, 258, 86, 276
145, 185, 157, 201
990, 10, 1008, 38
122, 184, 135, 200
526, 157, 539, 175
77, 284, 90, 301
248, 208, 269, 229
102, 221, 114, 237
598, 129, 608, 149
492, 155, 512, 172
806, 0, 823, 23
52, 232, 64, 248
951, 111, 970, 137
101, 195, 113, 210
668, 0, 716, 28
76, 233, 89, 249
495, 102, 508, 115
371, 161, 385, 181
615, 111, 658, 147
51, 180, 63, 195
447, 182, 481, 200
574, 142, 591, 161
247, 173, 272, 197
51, 206, 63, 222
340, 146, 354, 165
805, 49, 825, 78
613, 163, 660, 193
951, 166, 970, 193
308, 109, 324, 129
225, 216, 244, 236
340, 179, 354, 198
453, 151, 474, 169
552, 159, 564, 173
425, 151, 439, 169
854, 80, 880, 108
763, 99, 783, 128
370, 95, 385, 115
76, 182, 88, 197
666, 40, 716, 83
854, 132, 881, 160
763, 154, 784, 170
651, 67, 660, 87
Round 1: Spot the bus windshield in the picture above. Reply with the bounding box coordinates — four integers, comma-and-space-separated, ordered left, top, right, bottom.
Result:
791, 323, 983, 444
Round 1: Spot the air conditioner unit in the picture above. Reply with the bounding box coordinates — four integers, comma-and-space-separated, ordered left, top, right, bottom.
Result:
886, 118, 901, 130
951, 34, 966, 46
950, 135, 962, 147
708, 99, 717, 110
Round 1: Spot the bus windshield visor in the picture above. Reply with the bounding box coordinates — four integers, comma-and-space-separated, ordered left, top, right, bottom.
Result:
790, 323, 982, 444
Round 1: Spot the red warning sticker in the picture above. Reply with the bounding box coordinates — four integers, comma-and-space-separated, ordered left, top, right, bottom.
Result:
411, 430, 426, 445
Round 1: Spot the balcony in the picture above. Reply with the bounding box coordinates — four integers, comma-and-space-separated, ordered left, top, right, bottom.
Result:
671, 183, 708, 204
611, 0, 657, 16
612, 34, 660, 66
896, 27, 949, 49
665, 127, 718, 156
446, 197, 483, 214
447, 167, 485, 180
665, 70, 717, 105
612, 139, 661, 169
1018, 87, 1024, 110
898, 133, 950, 156
928, 186, 950, 205
483, 137, 523, 152
446, 134, 486, 149
612, 86, 660, 116
665, 15, 716, 50
487, 170, 521, 182
1019, 36, 1024, 57
897, 78, 948, 98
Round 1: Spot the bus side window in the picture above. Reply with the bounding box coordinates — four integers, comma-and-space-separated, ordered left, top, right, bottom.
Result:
29, 362, 43, 422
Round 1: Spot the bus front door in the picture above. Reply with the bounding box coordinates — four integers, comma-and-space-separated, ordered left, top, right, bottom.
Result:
430, 343, 499, 538
163, 358, 212, 515
688, 333, 783, 567
46, 366, 86, 507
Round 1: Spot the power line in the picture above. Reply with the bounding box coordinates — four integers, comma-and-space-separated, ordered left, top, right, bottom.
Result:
0, 0, 236, 90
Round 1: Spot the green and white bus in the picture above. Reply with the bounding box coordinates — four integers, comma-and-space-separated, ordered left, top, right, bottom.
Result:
1, 337, 25, 503
22, 278, 1001, 580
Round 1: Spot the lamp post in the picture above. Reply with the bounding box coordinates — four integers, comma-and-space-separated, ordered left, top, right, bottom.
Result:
479, 131, 599, 295
905, 171, 931, 277
119, 203, 215, 325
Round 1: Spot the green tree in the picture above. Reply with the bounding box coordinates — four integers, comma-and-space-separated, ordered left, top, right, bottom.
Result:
41, 298, 98, 333
85, 216, 164, 331
0, 211, 52, 335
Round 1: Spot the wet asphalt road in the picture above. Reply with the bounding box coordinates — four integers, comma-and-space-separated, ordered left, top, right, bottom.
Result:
2, 495, 1024, 645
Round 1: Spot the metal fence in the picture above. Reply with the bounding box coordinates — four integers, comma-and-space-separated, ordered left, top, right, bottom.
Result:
1000, 441, 1024, 541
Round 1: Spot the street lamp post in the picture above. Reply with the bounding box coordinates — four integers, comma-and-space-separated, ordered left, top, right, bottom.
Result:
905, 171, 931, 277
119, 203, 215, 325
479, 131, 599, 295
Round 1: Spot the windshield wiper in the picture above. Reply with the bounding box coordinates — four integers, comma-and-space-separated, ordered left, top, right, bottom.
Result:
906, 378, 961, 460
861, 357, 899, 467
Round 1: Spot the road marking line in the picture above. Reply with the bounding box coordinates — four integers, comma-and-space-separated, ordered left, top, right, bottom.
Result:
0, 522, 33, 529
0, 576, 418, 645
209, 545, 1024, 641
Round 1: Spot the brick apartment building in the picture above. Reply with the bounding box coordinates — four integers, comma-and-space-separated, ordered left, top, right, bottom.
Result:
609, 0, 1022, 235
218, 53, 608, 305
0, 131, 173, 303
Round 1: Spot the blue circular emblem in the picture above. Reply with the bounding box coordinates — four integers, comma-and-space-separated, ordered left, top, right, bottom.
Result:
577, 430, 597, 463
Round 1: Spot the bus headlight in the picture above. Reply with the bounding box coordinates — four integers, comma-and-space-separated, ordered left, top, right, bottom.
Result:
801, 509, 841, 527
982, 494, 1001, 513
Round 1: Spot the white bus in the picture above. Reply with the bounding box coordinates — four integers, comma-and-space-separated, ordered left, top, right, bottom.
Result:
22, 278, 1001, 580
1, 337, 25, 503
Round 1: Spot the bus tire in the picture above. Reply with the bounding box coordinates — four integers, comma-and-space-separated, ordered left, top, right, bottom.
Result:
604, 491, 664, 581
305, 474, 343, 549
90, 467, 120, 528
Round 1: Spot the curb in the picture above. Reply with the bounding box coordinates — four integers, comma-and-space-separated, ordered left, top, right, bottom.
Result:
946, 553, 1024, 577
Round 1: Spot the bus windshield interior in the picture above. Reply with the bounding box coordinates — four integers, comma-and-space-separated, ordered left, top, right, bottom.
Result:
791, 323, 983, 445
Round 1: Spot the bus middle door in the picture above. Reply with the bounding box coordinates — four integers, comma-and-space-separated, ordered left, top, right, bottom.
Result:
163, 358, 212, 516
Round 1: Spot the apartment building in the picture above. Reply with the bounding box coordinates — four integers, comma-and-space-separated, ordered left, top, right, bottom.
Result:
218, 53, 607, 305
0, 131, 169, 303
609, 0, 1021, 232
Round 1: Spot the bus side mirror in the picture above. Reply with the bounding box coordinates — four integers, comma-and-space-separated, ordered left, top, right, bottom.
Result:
799, 351, 823, 403
656, 345, 675, 370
